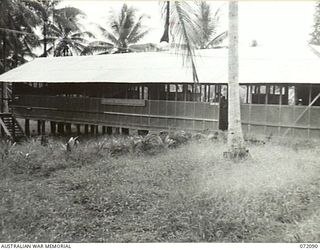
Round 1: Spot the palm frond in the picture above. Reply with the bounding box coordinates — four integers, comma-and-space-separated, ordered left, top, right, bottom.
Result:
71, 31, 95, 39
69, 36, 89, 44
81, 41, 114, 55
39, 37, 57, 44
23, 0, 48, 19
127, 14, 150, 44
205, 31, 228, 49
54, 7, 84, 33
100, 26, 120, 47
170, 1, 201, 83
128, 29, 151, 44
46, 22, 63, 37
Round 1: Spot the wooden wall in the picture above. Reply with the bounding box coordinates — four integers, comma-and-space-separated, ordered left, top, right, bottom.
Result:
11, 92, 320, 138
12, 95, 219, 132
241, 104, 320, 138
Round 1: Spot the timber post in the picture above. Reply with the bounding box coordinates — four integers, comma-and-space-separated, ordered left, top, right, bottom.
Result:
90, 125, 95, 134
41, 120, 46, 135
37, 120, 41, 135
76, 124, 81, 135
66, 123, 72, 134
84, 124, 89, 134
57, 123, 64, 135
107, 127, 112, 135
50, 121, 56, 135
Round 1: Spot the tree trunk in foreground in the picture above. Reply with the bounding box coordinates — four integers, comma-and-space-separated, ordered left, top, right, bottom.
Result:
224, 1, 248, 159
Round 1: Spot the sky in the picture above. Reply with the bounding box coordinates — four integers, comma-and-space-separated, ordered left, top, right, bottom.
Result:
60, 1, 316, 48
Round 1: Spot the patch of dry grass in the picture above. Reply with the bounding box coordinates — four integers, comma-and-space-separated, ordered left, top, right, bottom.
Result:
0, 135, 319, 242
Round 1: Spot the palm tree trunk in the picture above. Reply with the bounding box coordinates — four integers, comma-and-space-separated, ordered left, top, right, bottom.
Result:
2, 35, 9, 113
43, 21, 47, 57
2, 34, 6, 73
225, 1, 248, 159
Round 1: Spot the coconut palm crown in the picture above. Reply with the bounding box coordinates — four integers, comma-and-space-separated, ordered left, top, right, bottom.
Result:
45, 7, 95, 56
97, 4, 151, 54
0, 0, 41, 73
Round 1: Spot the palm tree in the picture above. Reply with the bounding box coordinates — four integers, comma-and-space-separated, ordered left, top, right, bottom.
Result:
0, 0, 40, 112
24, 0, 61, 57
225, 1, 248, 159
40, 1, 58, 57
27, 1, 92, 57
44, 7, 94, 56
48, 22, 95, 56
94, 4, 151, 54
0, 0, 40, 72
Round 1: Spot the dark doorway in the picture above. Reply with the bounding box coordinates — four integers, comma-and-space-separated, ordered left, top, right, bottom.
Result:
219, 96, 228, 130
296, 85, 320, 106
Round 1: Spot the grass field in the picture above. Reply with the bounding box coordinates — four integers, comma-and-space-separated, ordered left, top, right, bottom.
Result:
0, 134, 319, 242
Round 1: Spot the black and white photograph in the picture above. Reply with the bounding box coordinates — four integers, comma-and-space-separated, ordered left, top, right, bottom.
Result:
0, 0, 319, 246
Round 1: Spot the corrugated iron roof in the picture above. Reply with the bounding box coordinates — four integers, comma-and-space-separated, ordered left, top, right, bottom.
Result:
0, 45, 320, 84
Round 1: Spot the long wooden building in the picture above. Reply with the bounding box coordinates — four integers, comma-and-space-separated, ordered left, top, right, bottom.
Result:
0, 44, 320, 139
